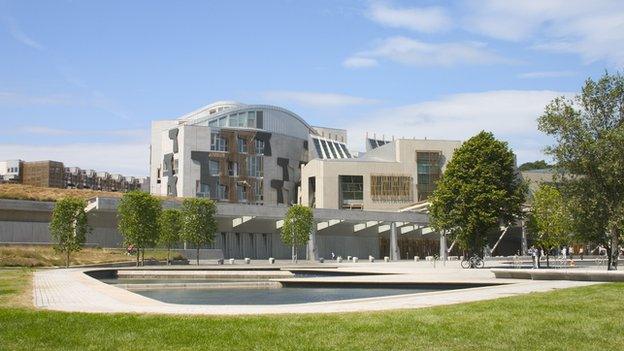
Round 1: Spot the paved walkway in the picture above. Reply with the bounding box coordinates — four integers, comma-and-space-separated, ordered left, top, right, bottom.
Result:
33, 261, 596, 315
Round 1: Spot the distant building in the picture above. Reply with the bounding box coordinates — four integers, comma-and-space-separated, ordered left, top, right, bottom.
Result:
0, 159, 23, 182
22, 161, 65, 188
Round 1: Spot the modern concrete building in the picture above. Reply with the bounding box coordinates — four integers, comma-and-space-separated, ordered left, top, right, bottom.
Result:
301, 138, 461, 211
22, 160, 65, 188
150, 101, 353, 205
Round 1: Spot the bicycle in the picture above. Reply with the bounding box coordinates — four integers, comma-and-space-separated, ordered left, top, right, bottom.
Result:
461, 255, 484, 269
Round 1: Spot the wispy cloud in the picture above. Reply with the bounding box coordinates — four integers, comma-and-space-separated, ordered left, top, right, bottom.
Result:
0, 142, 149, 176
463, 0, 624, 67
367, 2, 452, 33
342, 57, 378, 69
262, 91, 380, 108
345, 36, 512, 68
345, 90, 574, 163
2, 16, 44, 50
16, 126, 148, 140
517, 70, 576, 79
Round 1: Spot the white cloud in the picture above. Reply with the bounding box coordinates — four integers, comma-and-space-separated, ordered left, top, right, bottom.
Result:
2, 16, 44, 50
0, 142, 149, 176
518, 70, 576, 79
367, 3, 452, 33
262, 91, 380, 108
15, 126, 148, 139
342, 57, 378, 69
346, 36, 511, 67
345, 90, 573, 163
464, 0, 624, 67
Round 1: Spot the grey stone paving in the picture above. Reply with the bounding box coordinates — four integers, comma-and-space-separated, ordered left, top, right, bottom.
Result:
33, 261, 597, 315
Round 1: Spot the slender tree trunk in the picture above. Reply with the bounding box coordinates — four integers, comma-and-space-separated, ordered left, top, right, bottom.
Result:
167, 247, 171, 265
546, 252, 550, 268
141, 248, 145, 266
608, 228, 619, 270
196, 247, 200, 266
292, 244, 296, 263
66, 250, 70, 268
136, 250, 139, 267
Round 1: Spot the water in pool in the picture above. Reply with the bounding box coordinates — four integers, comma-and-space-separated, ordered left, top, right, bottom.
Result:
132, 286, 439, 305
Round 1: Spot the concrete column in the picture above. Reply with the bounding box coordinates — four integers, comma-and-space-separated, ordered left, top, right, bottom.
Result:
439, 231, 448, 261
307, 224, 318, 261
521, 220, 528, 256
389, 222, 399, 261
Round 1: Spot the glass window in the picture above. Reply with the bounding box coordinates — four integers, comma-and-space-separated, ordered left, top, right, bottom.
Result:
237, 137, 247, 153
416, 152, 441, 201
312, 138, 323, 158
247, 111, 256, 128
217, 182, 228, 200
247, 156, 263, 177
254, 180, 263, 203
208, 119, 218, 127
340, 143, 352, 158
339, 175, 363, 209
254, 139, 265, 155
370, 175, 413, 202
237, 184, 247, 202
196, 181, 210, 198
209, 160, 220, 176
210, 133, 228, 151
320, 139, 332, 159
228, 161, 238, 176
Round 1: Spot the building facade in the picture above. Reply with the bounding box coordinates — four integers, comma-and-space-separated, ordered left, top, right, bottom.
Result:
301, 139, 461, 211
150, 101, 352, 205
0, 160, 23, 183
22, 160, 65, 188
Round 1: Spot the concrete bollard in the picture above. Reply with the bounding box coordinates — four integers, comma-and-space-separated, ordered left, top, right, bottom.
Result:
217, 258, 224, 265
337, 257, 343, 263
353, 257, 359, 263
369, 256, 375, 263
269, 257, 275, 264
244, 258, 251, 264
384, 256, 390, 262
347, 256, 352, 261
425, 256, 434, 261
414, 256, 419, 262
229, 258, 235, 264
319, 258, 325, 263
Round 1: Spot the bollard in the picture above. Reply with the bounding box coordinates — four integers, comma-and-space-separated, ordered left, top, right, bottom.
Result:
414, 256, 419, 262
244, 258, 251, 264
337, 257, 343, 263
319, 258, 325, 263
353, 257, 359, 263
229, 258, 235, 265
217, 258, 224, 265
347, 256, 352, 261
384, 256, 390, 262
369, 256, 375, 263
268, 257, 275, 264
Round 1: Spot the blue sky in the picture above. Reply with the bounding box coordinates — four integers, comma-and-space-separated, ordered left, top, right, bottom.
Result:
1, 0, 623, 175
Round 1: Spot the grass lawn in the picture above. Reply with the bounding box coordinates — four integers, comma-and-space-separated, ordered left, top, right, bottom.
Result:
0, 269, 623, 350
0, 245, 172, 267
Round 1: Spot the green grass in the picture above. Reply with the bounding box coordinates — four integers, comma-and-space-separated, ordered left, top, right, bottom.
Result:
0, 269, 623, 351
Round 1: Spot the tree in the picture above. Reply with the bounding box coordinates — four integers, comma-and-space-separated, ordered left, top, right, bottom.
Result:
430, 131, 526, 255
118, 191, 161, 266
526, 184, 571, 267
538, 71, 624, 270
518, 160, 551, 171
158, 209, 182, 265
49, 197, 90, 268
180, 198, 217, 265
281, 205, 313, 263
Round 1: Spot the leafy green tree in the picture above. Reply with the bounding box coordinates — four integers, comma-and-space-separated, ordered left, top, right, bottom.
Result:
281, 204, 313, 263
158, 209, 182, 265
538, 71, 624, 270
430, 131, 526, 255
518, 160, 551, 171
180, 198, 218, 265
49, 197, 90, 268
117, 191, 162, 266
526, 184, 571, 267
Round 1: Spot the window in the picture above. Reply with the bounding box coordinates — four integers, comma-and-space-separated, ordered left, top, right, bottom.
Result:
208, 119, 218, 127
228, 161, 239, 176
370, 175, 413, 202
339, 143, 352, 158
172, 159, 179, 175
416, 152, 441, 201
254, 139, 265, 155
312, 138, 323, 158
218, 117, 227, 127
247, 111, 256, 128
339, 175, 363, 209
237, 184, 247, 202
211, 133, 228, 151
196, 181, 210, 198
237, 137, 247, 153
247, 156, 263, 177
209, 160, 220, 176
217, 182, 228, 200
254, 181, 263, 203
320, 139, 332, 159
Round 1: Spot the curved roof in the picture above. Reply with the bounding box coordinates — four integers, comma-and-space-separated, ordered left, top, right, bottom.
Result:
179, 101, 318, 135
